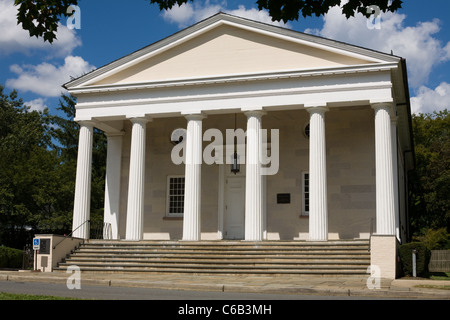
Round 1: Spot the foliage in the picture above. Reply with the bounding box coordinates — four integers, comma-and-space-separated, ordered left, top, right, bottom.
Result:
408, 110, 450, 237
0, 246, 23, 269
414, 228, 450, 250
0, 292, 83, 300
150, 0, 403, 23
398, 242, 431, 277
14, 0, 78, 43
15, 0, 402, 43
0, 86, 56, 248
0, 87, 106, 249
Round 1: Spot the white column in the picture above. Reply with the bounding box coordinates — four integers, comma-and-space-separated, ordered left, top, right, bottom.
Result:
182, 114, 205, 241
391, 115, 400, 241
72, 121, 94, 239
244, 111, 265, 241
372, 103, 396, 236
104, 132, 124, 240
307, 106, 329, 241
125, 118, 149, 241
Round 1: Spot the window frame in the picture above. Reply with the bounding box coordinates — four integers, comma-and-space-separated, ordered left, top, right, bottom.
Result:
166, 175, 185, 218
302, 171, 310, 217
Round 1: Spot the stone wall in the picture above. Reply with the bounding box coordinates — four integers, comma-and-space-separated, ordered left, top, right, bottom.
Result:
116, 106, 377, 240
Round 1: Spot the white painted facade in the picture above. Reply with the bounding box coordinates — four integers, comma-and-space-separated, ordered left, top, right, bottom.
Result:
65, 13, 414, 243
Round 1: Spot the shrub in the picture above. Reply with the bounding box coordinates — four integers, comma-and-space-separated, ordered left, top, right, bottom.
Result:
399, 242, 431, 277
0, 246, 24, 269
420, 228, 450, 250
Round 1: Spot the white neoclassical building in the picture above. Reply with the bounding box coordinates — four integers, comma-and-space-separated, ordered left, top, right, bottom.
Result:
64, 13, 414, 247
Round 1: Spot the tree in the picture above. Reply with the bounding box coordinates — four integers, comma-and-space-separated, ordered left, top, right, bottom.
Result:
14, 0, 403, 43
0, 85, 56, 248
151, 0, 403, 23
0, 87, 107, 248
14, 0, 77, 43
409, 110, 450, 237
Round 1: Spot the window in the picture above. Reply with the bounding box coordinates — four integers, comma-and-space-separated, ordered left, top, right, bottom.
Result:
302, 172, 309, 216
166, 176, 185, 217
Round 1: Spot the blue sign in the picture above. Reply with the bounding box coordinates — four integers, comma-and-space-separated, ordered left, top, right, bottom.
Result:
33, 238, 40, 250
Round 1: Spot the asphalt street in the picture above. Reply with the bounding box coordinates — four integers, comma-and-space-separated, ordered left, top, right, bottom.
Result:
0, 280, 385, 300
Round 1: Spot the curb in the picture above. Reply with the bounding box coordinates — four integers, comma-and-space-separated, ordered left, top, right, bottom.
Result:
1, 272, 449, 299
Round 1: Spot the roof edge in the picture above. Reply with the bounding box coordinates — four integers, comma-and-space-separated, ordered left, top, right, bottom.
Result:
64, 12, 402, 90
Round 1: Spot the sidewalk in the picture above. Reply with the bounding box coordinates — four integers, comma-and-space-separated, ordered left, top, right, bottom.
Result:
1, 270, 449, 299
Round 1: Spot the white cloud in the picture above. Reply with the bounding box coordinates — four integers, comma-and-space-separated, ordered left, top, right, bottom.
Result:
410, 82, 450, 114
445, 42, 450, 60
6, 56, 95, 97
162, 1, 223, 28
227, 5, 289, 28
0, 0, 81, 57
24, 98, 49, 112
162, 1, 289, 28
306, 6, 450, 89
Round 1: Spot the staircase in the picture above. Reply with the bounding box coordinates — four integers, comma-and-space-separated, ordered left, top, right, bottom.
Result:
55, 240, 370, 275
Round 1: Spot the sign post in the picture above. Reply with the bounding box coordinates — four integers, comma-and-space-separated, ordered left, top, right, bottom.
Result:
32, 238, 39, 271
33, 238, 40, 251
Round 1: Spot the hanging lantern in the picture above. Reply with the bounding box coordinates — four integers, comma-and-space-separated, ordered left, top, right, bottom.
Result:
231, 151, 240, 175
231, 113, 240, 175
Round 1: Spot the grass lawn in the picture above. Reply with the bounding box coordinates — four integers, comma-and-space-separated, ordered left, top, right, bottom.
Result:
0, 292, 82, 300
415, 284, 450, 290
429, 272, 450, 281
411, 272, 450, 290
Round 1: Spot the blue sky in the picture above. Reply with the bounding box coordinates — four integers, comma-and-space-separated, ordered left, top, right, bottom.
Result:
1, 0, 449, 117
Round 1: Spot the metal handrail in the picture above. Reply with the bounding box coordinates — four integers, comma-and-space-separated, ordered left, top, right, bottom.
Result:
368, 218, 374, 253
52, 220, 90, 249
103, 222, 112, 240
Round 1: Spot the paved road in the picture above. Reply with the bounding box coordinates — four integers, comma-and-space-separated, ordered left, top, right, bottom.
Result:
0, 280, 391, 301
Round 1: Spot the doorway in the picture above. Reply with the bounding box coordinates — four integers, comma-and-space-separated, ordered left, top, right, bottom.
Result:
224, 176, 245, 240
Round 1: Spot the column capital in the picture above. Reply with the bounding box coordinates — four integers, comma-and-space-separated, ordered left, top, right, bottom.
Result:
244, 110, 267, 118
77, 120, 96, 128
104, 131, 125, 138
185, 113, 206, 121
128, 117, 151, 125
371, 102, 394, 110
305, 105, 329, 114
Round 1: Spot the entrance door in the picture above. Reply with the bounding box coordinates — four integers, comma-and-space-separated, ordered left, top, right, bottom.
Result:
224, 176, 245, 240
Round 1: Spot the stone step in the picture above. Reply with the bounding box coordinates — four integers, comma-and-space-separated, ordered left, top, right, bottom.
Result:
85, 240, 369, 245
54, 265, 369, 275
76, 244, 369, 251
56, 240, 370, 276
67, 253, 369, 259
71, 249, 370, 256
56, 262, 369, 270
63, 257, 370, 264
78, 246, 368, 251
81, 241, 369, 249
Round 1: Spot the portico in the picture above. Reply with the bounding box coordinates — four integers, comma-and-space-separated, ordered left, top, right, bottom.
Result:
65, 13, 413, 246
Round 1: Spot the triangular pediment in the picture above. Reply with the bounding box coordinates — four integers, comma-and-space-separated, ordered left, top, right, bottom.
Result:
65, 13, 400, 89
